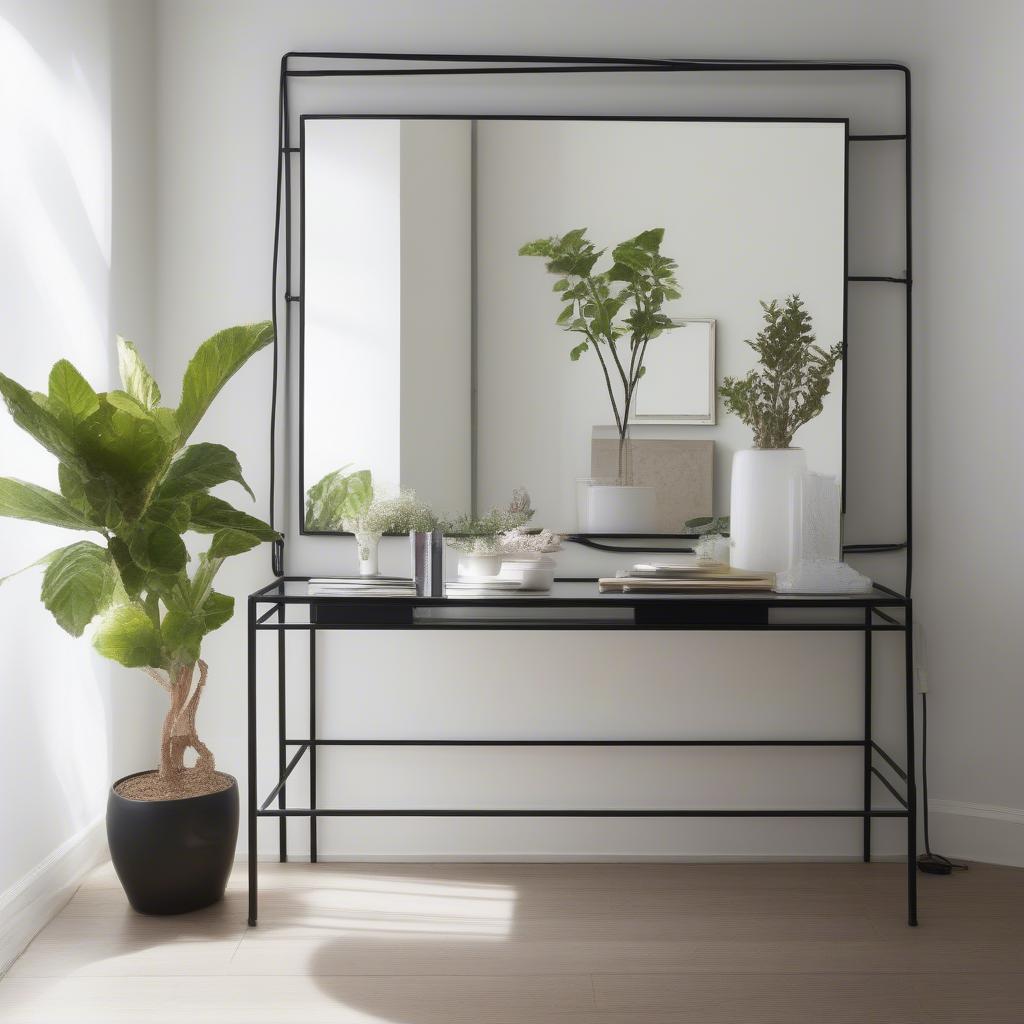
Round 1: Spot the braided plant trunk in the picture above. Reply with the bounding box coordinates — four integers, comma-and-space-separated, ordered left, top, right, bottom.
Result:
152, 660, 215, 780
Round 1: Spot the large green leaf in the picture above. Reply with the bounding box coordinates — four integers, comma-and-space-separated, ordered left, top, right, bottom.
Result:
160, 609, 204, 663
304, 466, 372, 531
158, 443, 254, 501
208, 528, 261, 558
0, 477, 98, 530
41, 541, 116, 637
127, 521, 188, 573
108, 536, 146, 598
47, 361, 99, 431
161, 590, 234, 663
188, 494, 277, 539
0, 372, 90, 475
92, 602, 164, 668
116, 337, 161, 410
75, 398, 173, 515
176, 322, 274, 442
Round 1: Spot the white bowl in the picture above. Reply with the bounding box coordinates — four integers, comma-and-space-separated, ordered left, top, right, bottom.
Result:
457, 553, 503, 579
499, 556, 556, 591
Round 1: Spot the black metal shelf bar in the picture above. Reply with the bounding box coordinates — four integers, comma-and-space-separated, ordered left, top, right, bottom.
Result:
260, 743, 308, 811
849, 133, 907, 140
872, 741, 908, 781
255, 602, 282, 625
871, 608, 901, 626
256, 807, 909, 819
255, 622, 907, 633
849, 275, 909, 283
870, 766, 909, 809
282, 738, 871, 748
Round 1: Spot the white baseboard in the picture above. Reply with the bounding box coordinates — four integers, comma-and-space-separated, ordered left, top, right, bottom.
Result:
930, 799, 1024, 867
0, 817, 107, 977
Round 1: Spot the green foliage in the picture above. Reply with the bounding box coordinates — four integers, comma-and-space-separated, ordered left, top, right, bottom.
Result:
519, 228, 681, 464
685, 515, 730, 536
304, 465, 373, 531
0, 323, 278, 670
443, 489, 534, 554
719, 296, 843, 450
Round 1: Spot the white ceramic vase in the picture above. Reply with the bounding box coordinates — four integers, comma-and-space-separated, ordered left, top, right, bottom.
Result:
729, 448, 807, 572
354, 531, 381, 576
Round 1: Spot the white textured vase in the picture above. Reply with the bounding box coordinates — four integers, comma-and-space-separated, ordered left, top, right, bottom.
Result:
729, 448, 807, 572
581, 484, 658, 533
354, 531, 381, 576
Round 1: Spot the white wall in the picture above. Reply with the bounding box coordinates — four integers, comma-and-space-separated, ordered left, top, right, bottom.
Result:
153, 0, 1024, 864
0, 0, 159, 967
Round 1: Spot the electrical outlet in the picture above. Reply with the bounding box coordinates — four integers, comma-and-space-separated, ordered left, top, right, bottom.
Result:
917, 667, 929, 693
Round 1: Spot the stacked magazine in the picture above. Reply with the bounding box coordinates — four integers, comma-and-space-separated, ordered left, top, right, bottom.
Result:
599, 562, 774, 593
307, 577, 417, 598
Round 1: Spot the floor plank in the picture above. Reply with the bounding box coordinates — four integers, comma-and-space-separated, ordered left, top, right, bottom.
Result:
1, 860, 1022, 1022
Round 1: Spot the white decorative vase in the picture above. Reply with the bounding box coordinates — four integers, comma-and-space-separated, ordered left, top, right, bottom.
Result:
729, 448, 807, 572
580, 483, 658, 533
354, 531, 381, 576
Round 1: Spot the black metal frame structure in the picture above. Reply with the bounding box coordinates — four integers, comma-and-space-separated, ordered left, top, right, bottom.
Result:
273, 53, 912, 572
258, 52, 916, 928
248, 579, 916, 926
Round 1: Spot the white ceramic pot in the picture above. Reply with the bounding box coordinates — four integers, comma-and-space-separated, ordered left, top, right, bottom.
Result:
457, 552, 503, 579
354, 531, 382, 576
729, 448, 807, 572
581, 484, 657, 533
499, 556, 556, 591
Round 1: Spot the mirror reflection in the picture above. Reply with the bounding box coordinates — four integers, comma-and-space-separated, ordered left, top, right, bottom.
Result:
302, 117, 846, 538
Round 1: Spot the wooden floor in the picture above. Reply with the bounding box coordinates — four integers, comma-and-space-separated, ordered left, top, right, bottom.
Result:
1, 859, 1022, 1022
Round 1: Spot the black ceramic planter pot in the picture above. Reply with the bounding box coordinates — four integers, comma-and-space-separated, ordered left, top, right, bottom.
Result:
106, 771, 239, 915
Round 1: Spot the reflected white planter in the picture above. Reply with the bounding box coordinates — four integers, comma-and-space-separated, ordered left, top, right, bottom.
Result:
579, 483, 657, 534
729, 448, 807, 572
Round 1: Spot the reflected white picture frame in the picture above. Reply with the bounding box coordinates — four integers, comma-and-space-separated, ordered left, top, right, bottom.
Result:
632, 317, 717, 425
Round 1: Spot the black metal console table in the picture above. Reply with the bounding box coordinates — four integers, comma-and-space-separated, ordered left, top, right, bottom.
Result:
246, 578, 917, 927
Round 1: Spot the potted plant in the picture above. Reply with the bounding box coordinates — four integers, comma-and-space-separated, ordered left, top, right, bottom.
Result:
0, 323, 279, 914
443, 489, 534, 578
348, 490, 436, 576
519, 227, 681, 532
719, 296, 842, 571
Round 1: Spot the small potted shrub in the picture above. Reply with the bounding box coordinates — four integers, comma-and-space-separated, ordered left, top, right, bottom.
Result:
719, 296, 842, 571
0, 323, 278, 914
519, 227, 681, 532
443, 489, 534, 578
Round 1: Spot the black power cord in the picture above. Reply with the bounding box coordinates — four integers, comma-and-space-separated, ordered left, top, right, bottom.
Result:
917, 690, 968, 876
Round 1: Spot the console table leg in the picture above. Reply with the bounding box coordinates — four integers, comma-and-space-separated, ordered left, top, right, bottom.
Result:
278, 605, 287, 862
905, 614, 919, 926
309, 627, 318, 863
863, 609, 872, 862
247, 597, 258, 927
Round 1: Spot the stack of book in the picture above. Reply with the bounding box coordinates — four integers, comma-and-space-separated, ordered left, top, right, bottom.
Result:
598, 562, 774, 593
307, 576, 417, 597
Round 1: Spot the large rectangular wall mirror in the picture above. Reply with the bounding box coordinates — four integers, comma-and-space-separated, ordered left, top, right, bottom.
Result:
301, 116, 847, 535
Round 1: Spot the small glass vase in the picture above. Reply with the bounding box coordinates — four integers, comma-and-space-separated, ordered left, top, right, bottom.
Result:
354, 530, 381, 576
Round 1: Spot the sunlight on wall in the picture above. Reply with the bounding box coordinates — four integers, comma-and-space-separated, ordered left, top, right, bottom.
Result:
0, 9, 113, 893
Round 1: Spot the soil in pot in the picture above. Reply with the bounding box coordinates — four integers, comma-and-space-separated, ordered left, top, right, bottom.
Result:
114, 767, 233, 801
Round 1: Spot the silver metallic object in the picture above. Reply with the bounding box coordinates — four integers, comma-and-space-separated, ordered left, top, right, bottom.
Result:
410, 530, 444, 597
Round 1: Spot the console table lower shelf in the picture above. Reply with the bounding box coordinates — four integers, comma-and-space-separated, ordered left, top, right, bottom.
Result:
246, 578, 917, 926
